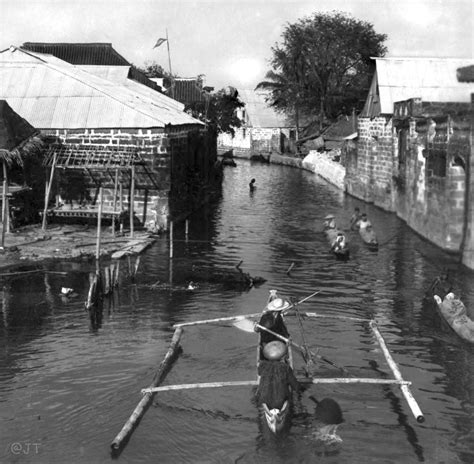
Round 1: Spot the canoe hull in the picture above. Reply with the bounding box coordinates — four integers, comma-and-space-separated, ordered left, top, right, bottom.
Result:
257, 308, 294, 434
433, 294, 474, 344
359, 227, 378, 250
324, 228, 350, 260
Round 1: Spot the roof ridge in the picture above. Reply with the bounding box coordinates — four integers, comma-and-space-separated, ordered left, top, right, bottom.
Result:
9, 46, 195, 127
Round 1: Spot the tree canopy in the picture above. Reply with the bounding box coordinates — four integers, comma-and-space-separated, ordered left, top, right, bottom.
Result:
257, 11, 387, 130
185, 87, 244, 136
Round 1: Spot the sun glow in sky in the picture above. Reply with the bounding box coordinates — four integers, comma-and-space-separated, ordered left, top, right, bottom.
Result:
0, 0, 472, 90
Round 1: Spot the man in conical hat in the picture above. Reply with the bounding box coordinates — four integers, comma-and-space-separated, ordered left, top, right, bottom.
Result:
323, 214, 336, 230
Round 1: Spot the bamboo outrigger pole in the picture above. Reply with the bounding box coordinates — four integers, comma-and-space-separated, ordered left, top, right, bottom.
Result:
370, 321, 425, 423
111, 327, 183, 453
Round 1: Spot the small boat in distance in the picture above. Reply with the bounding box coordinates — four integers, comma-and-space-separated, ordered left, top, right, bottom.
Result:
353, 212, 378, 250
323, 215, 350, 260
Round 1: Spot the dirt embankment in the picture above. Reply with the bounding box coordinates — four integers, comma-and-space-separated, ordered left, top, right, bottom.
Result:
0, 224, 156, 272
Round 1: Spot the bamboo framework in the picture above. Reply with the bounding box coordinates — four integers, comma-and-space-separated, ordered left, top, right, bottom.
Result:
110, 309, 425, 455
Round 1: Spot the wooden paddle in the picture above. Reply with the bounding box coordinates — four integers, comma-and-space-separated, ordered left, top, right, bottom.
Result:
233, 319, 349, 374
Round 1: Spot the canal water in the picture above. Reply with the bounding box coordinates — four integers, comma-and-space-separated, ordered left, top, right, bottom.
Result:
1, 160, 473, 464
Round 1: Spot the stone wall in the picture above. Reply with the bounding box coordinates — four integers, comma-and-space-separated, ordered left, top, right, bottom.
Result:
392, 101, 471, 252
302, 150, 345, 189
345, 116, 395, 210
43, 125, 217, 232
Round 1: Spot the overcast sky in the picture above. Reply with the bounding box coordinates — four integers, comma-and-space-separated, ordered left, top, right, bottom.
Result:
0, 0, 472, 90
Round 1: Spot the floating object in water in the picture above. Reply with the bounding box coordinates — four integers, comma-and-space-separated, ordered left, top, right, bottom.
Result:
61, 287, 74, 296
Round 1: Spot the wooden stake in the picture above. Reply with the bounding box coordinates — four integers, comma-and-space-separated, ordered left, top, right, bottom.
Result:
169, 220, 174, 259
112, 169, 118, 236
96, 187, 103, 262
185, 219, 189, 241
111, 327, 183, 452
370, 321, 425, 423
129, 165, 135, 239
42, 153, 57, 231
1, 180, 7, 249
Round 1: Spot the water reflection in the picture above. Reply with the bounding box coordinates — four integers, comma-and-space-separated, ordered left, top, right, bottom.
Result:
0, 160, 473, 463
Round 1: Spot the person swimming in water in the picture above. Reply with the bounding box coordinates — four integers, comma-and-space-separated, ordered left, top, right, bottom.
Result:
249, 178, 256, 191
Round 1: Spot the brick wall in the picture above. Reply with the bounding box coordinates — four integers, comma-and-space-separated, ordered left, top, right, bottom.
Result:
43, 125, 217, 232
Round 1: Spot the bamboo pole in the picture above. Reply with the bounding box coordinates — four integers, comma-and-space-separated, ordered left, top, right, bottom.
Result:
306, 378, 412, 385
174, 313, 263, 328
112, 169, 118, 236
129, 165, 135, 239
369, 321, 425, 423
111, 327, 183, 452
304, 312, 371, 322
169, 220, 173, 259
185, 219, 189, 242
142, 378, 412, 394
1, 180, 7, 249
119, 183, 123, 235
96, 187, 103, 262
42, 153, 57, 231
142, 380, 259, 394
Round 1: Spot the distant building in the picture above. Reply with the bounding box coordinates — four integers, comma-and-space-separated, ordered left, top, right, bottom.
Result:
0, 45, 217, 231
217, 89, 296, 158
346, 57, 474, 255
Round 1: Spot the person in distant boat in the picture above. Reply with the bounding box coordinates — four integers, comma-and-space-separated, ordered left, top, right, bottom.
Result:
357, 213, 372, 230
249, 178, 256, 191
323, 214, 337, 230
350, 207, 362, 230
331, 232, 346, 252
256, 341, 301, 410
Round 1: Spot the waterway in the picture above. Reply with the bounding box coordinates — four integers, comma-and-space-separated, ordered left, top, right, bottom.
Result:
0, 160, 473, 464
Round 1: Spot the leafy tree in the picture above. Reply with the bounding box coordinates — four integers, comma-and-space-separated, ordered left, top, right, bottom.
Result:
258, 11, 387, 130
185, 88, 244, 136
140, 61, 174, 88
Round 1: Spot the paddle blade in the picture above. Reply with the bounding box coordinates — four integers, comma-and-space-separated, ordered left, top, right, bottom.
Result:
233, 318, 257, 333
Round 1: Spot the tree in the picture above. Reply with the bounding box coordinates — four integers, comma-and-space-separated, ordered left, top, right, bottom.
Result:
258, 11, 387, 130
140, 61, 174, 88
185, 88, 244, 136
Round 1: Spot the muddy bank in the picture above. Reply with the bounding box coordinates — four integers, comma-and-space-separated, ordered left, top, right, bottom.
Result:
0, 224, 156, 272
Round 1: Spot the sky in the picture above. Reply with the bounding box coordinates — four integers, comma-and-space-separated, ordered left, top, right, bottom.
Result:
0, 0, 472, 90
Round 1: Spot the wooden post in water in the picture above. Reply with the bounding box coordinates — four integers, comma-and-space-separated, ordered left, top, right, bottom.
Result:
96, 187, 103, 263
129, 165, 135, 239
112, 169, 118, 236
42, 153, 57, 231
110, 327, 183, 453
185, 219, 189, 242
1, 180, 7, 249
169, 220, 174, 259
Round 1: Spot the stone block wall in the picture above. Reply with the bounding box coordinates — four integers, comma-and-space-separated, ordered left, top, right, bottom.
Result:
302, 150, 345, 190
393, 101, 471, 252
345, 116, 394, 210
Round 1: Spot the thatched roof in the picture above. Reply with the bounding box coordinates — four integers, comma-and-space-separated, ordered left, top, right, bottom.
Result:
0, 99, 38, 151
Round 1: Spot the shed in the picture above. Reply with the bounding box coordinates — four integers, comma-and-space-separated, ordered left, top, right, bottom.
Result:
361, 57, 474, 118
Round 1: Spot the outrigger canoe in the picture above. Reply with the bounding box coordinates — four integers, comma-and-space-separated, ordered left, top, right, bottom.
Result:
433, 293, 474, 344
111, 290, 425, 454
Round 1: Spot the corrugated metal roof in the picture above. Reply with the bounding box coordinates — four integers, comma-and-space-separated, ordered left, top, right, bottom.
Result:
368, 57, 474, 116
22, 42, 130, 65
170, 78, 208, 105
238, 89, 293, 128
0, 47, 202, 129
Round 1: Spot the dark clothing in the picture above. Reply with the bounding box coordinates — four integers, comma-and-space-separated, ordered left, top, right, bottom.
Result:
257, 311, 289, 344
256, 360, 300, 409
